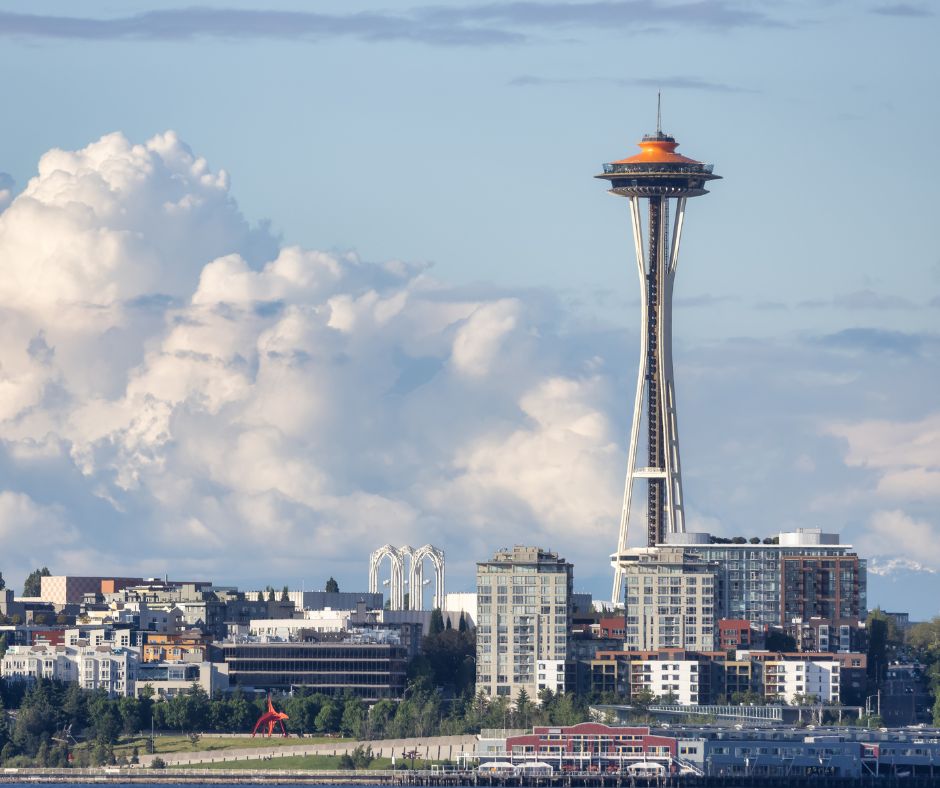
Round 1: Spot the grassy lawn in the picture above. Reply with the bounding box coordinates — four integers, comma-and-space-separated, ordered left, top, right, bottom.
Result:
114, 734, 348, 757
191, 755, 402, 771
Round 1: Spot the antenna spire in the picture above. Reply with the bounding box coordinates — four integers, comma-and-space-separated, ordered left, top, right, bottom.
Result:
656, 91, 662, 135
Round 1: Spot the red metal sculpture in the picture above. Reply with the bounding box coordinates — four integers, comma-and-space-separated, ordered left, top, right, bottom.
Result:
251, 694, 290, 737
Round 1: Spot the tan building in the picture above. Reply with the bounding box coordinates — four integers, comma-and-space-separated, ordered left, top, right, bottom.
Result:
39, 576, 144, 606
141, 632, 211, 663
616, 547, 718, 652
476, 546, 572, 701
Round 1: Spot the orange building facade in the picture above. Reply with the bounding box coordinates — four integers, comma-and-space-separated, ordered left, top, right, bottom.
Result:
142, 632, 211, 663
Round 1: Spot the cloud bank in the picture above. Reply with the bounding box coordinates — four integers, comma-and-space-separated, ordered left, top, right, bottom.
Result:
0, 3, 784, 47
0, 131, 622, 597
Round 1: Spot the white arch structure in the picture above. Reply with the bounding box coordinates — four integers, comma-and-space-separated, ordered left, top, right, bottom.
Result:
369, 544, 407, 611
408, 544, 445, 611
369, 544, 445, 611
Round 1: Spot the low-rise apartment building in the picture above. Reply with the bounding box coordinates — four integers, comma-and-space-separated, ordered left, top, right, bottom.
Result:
1, 643, 138, 696
583, 648, 865, 706
761, 658, 840, 703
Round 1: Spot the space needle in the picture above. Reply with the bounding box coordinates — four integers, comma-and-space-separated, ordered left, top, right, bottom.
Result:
597, 106, 720, 603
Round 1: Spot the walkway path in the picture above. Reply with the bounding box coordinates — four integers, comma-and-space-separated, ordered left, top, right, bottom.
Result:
138, 735, 478, 767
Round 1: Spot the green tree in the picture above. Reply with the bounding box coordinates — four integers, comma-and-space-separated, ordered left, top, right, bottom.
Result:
22, 567, 51, 597
118, 696, 142, 736
325, 577, 339, 593
340, 696, 365, 738
0, 571, 5, 590
267, 587, 276, 602
94, 705, 121, 745
428, 608, 445, 636
284, 693, 325, 735
164, 691, 198, 733
909, 617, 940, 658
315, 702, 341, 733
420, 628, 476, 694
765, 630, 797, 653
629, 688, 657, 717
0, 634, 7, 661
867, 610, 890, 688
62, 682, 88, 731
366, 699, 396, 738
0, 697, 10, 758
256, 591, 264, 602
225, 691, 256, 733
351, 744, 374, 768
907, 616, 940, 724
731, 690, 765, 706
515, 688, 531, 730
280, 585, 290, 602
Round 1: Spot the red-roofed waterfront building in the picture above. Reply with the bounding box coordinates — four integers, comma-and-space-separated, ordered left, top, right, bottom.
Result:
505, 722, 677, 772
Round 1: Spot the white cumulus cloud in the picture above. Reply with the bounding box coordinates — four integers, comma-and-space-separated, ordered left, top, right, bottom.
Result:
0, 131, 623, 597
858, 510, 940, 571
828, 413, 940, 500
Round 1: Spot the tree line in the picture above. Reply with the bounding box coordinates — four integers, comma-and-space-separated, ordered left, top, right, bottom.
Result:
0, 674, 617, 768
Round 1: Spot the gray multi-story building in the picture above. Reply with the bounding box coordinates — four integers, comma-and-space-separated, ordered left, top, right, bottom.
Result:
658, 529, 867, 629
617, 547, 719, 652
476, 546, 573, 701
221, 630, 408, 700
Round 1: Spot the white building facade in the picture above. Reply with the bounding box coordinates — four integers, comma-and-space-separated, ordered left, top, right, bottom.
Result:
1, 644, 138, 696
762, 658, 840, 703
627, 659, 703, 706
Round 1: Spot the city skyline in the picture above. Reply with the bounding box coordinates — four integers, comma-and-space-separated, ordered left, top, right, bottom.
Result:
0, 2, 938, 616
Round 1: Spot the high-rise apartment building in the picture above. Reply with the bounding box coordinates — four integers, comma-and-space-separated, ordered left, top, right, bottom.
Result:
476, 546, 573, 701
659, 529, 866, 629
781, 555, 864, 623
617, 547, 719, 652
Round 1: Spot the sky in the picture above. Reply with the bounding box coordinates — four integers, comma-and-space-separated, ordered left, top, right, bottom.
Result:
0, 1, 938, 616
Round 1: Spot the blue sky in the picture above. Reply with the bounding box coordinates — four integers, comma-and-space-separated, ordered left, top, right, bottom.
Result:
0, 1, 938, 615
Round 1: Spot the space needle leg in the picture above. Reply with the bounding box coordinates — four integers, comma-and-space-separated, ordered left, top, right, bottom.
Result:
661, 198, 687, 534
611, 196, 649, 604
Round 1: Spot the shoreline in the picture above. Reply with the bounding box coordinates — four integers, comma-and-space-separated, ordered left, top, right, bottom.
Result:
0, 769, 937, 787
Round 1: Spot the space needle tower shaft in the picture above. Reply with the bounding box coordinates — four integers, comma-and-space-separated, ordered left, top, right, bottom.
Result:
597, 111, 720, 603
